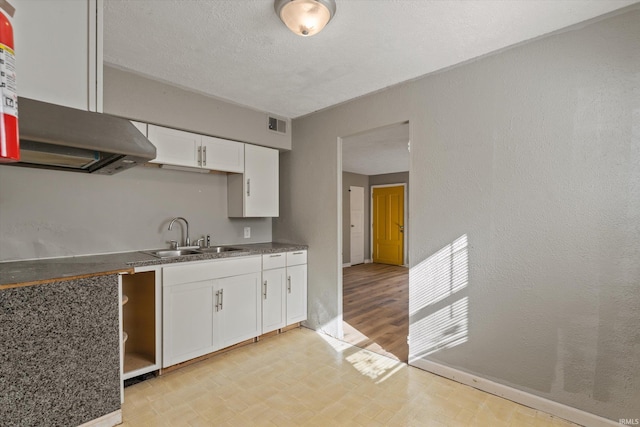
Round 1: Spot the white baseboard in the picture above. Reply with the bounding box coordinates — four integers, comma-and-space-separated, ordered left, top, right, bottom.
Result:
343, 260, 373, 267
79, 410, 122, 427
410, 358, 618, 427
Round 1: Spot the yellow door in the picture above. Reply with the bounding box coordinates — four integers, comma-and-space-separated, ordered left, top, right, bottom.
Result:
372, 186, 404, 266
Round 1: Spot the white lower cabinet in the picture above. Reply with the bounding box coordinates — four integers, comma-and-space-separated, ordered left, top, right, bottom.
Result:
162, 251, 306, 369
262, 254, 287, 334
216, 272, 262, 348
162, 256, 261, 368
261, 251, 308, 332
286, 251, 308, 324
164, 280, 216, 366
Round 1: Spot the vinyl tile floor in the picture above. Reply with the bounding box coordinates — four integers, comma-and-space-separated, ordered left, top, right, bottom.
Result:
121, 327, 580, 427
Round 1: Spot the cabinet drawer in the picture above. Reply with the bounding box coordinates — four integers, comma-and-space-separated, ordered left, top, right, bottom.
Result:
262, 253, 286, 270
163, 256, 261, 286
286, 250, 307, 266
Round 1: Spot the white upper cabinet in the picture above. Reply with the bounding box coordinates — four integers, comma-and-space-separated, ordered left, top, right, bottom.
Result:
147, 124, 245, 173
200, 135, 244, 173
147, 125, 199, 168
228, 144, 279, 217
13, 0, 103, 112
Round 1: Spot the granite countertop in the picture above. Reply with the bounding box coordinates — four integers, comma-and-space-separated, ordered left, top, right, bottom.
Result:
0, 242, 308, 289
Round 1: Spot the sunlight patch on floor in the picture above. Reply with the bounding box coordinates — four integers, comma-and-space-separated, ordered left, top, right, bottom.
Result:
319, 327, 404, 383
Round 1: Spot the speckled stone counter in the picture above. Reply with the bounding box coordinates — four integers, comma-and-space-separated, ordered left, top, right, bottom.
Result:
234, 242, 308, 253
0, 252, 141, 288
0, 274, 121, 426
0, 242, 308, 288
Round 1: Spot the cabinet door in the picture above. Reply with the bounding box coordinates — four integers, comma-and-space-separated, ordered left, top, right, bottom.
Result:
244, 144, 279, 217
148, 125, 200, 168
201, 136, 244, 173
216, 272, 261, 348
163, 280, 216, 367
286, 264, 307, 324
14, 0, 101, 111
262, 268, 286, 334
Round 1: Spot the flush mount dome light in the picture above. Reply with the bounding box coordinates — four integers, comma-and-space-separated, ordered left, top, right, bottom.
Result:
274, 0, 336, 37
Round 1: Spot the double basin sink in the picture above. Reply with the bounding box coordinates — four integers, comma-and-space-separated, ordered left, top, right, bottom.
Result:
144, 246, 244, 259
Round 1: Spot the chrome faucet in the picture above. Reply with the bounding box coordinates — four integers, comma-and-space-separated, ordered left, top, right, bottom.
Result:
168, 217, 190, 247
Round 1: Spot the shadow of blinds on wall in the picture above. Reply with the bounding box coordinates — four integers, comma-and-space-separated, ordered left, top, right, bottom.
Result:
408, 235, 469, 361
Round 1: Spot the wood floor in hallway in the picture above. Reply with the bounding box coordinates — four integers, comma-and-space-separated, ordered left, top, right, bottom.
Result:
342, 262, 409, 362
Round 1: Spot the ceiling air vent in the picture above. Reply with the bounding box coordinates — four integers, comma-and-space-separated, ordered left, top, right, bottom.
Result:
267, 115, 287, 134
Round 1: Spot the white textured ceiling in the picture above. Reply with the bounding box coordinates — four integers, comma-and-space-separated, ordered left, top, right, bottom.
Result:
342, 123, 409, 176
103, 0, 638, 119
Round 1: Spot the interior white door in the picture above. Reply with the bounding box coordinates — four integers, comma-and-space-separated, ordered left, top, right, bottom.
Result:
350, 186, 365, 265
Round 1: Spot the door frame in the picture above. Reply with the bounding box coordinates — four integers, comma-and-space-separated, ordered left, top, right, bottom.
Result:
370, 183, 408, 266
337, 119, 412, 341
349, 185, 365, 265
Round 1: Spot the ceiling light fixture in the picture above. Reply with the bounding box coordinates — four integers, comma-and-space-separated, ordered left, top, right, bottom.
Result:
274, 0, 336, 37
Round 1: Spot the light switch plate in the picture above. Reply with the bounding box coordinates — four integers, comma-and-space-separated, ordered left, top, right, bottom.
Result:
244, 227, 251, 238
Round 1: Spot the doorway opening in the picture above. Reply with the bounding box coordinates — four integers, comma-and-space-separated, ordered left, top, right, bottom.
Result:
340, 121, 410, 362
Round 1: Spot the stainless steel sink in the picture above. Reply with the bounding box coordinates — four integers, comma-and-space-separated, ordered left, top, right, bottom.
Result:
144, 249, 201, 258
143, 246, 243, 258
196, 246, 243, 253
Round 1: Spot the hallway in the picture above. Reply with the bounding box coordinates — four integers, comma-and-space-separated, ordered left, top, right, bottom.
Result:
342, 263, 409, 362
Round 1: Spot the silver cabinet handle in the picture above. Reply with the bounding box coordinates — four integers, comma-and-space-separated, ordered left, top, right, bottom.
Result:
287, 276, 292, 293
203, 145, 207, 166
247, 178, 251, 196
293, 251, 304, 255
219, 288, 224, 310
197, 146, 202, 166
263, 280, 268, 299
270, 254, 282, 258
215, 290, 219, 312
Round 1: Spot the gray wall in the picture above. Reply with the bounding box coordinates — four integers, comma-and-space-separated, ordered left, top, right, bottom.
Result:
342, 172, 369, 265
0, 166, 270, 261
369, 171, 409, 189
104, 66, 291, 150
274, 7, 640, 422
0, 67, 280, 262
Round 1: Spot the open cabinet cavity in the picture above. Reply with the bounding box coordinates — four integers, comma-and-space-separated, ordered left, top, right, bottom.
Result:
122, 270, 161, 380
